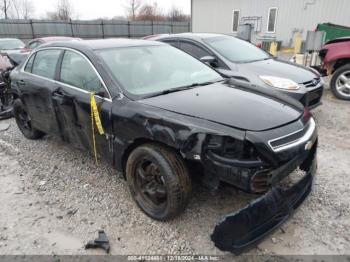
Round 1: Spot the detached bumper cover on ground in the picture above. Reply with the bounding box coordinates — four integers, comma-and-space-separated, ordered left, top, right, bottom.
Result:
211, 145, 317, 254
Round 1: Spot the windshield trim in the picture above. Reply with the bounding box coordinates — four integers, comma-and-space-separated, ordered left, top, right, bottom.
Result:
143, 78, 225, 99
203, 36, 271, 63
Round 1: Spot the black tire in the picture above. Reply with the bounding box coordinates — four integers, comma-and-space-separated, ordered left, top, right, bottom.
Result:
330, 64, 350, 100
126, 143, 191, 221
13, 99, 45, 140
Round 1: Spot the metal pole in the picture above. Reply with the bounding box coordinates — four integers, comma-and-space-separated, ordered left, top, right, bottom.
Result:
101, 20, 105, 39
70, 19, 74, 37
30, 19, 35, 39
127, 21, 130, 38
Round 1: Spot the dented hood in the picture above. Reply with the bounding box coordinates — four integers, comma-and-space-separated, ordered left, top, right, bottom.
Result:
140, 83, 302, 132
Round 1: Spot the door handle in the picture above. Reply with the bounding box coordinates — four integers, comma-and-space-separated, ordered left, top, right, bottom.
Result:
52, 90, 74, 105
18, 80, 26, 86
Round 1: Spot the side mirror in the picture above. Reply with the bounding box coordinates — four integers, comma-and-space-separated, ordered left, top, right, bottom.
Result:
200, 56, 218, 67
95, 89, 107, 98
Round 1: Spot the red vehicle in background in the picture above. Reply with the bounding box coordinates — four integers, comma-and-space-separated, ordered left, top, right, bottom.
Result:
21, 36, 81, 54
319, 37, 350, 100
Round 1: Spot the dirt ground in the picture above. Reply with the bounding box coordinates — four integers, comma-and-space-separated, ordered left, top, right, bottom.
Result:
0, 87, 349, 257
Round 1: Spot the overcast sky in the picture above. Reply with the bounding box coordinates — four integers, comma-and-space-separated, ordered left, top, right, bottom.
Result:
32, 0, 191, 19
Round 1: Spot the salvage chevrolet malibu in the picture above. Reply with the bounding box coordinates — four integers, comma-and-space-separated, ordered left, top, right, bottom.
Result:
10, 39, 317, 254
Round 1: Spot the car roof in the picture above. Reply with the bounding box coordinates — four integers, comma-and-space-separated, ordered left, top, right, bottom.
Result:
0, 38, 23, 41
150, 33, 227, 41
41, 38, 165, 51
33, 36, 81, 42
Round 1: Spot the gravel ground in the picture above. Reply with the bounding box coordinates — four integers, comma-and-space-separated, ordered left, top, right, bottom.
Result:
0, 88, 349, 256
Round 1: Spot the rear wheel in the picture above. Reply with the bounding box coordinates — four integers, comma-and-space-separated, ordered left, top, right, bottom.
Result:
126, 143, 191, 221
330, 64, 350, 100
13, 99, 45, 139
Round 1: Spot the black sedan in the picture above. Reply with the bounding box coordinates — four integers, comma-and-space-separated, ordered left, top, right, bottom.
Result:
10, 39, 317, 254
146, 33, 324, 109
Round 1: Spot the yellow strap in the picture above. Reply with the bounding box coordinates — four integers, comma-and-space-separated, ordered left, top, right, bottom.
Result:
91, 93, 105, 135
90, 92, 104, 164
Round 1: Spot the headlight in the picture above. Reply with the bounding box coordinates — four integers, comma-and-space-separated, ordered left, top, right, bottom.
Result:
259, 75, 300, 90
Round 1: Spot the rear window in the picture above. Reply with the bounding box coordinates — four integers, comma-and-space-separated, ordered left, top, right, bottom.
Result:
24, 54, 35, 73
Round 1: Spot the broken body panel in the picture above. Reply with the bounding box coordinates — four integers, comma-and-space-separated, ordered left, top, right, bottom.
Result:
10, 40, 318, 254
319, 40, 350, 75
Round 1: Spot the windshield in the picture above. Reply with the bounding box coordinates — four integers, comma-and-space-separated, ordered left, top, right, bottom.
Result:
0, 39, 25, 50
204, 36, 270, 63
97, 45, 222, 97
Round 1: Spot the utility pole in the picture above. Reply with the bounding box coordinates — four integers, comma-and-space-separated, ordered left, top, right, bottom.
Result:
4, 0, 8, 19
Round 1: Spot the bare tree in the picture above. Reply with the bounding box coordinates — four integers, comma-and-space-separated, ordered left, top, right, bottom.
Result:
124, 0, 141, 20
137, 2, 164, 21
12, 0, 34, 19
47, 0, 73, 21
0, 0, 12, 19
167, 6, 190, 22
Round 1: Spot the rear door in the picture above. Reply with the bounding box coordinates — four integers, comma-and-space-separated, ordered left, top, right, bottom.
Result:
53, 49, 113, 163
19, 49, 62, 134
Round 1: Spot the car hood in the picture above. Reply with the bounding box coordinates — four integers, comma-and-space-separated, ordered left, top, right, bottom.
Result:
232, 58, 317, 84
140, 82, 302, 132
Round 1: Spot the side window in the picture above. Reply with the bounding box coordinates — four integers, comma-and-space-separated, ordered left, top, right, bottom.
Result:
24, 54, 35, 73
267, 7, 278, 33
232, 10, 240, 32
32, 50, 61, 79
163, 40, 179, 48
28, 41, 41, 49
60, 50, 103, 92
179, 41, 210, 59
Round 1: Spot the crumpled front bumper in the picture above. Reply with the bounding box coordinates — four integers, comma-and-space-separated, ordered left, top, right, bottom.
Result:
211, 144, 317, 254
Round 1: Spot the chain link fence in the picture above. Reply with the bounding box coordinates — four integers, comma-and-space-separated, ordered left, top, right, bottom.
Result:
0, 19, 191, 42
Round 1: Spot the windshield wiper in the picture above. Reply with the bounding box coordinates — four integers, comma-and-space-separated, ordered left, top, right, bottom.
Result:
145, 79, 224, 98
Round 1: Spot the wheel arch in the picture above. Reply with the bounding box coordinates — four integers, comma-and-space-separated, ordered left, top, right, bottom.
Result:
119, 137, 183, 178
332, 58, 350, 74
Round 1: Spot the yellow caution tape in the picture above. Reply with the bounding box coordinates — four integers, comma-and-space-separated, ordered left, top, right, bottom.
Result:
91, 93, 105, 135
90, 92, 105, 164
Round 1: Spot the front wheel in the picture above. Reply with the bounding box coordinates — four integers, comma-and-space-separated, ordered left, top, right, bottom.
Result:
126, 143, 191, 221
330, 64, 350, 100
13, 99, 45, 139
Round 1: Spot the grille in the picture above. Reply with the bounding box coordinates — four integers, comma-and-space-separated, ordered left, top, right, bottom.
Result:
302, 78, 321, 88
308, 88, 323, 107
269, 128, 307, 150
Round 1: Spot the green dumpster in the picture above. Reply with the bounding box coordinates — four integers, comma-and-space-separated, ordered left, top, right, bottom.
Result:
317, 23, 350, 43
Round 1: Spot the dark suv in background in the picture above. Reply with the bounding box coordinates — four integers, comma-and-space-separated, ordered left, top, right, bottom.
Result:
146, 33, 324, 109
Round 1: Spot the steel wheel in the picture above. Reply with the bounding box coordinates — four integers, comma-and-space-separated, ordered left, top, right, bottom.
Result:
126, 143, 191, 221
13, 99, 45, 140
16, 105, 32, 132
135, 158, 167, 209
